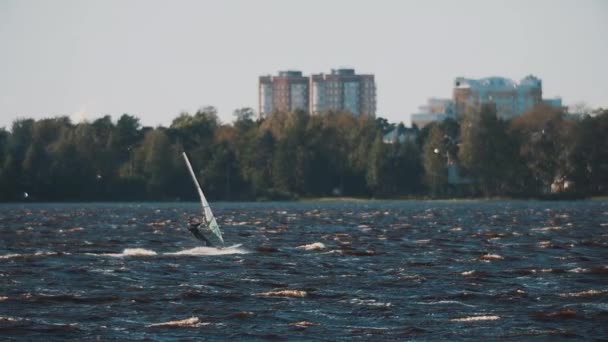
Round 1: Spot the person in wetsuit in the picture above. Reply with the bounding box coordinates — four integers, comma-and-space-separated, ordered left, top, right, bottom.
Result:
187, 215, 213, 246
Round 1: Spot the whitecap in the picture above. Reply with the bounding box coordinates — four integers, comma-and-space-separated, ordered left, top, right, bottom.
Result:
290, 321, 318, 328
559, 289, 607, 297
479, 254, 503, 261
0, 254, 21, 260
348, 298, 392, 307
416, 300, 475, 307
532, 226, 562, 232
165, 245, 249, 256
297, 242, 326, 251
106, 248, 158, 257
255, 290, 307, 298
147, 317, 208, 328
538, 241, 551, 248
0, 251, 61, 260
450, 315, 500, 322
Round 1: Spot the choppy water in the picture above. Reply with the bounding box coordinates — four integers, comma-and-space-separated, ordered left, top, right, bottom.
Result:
1, 201, 607, 340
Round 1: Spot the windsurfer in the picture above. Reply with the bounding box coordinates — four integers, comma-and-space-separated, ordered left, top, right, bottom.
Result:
187, 216, 212, 246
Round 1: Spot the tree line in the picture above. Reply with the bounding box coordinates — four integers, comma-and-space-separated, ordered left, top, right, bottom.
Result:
0, 104, 606, 202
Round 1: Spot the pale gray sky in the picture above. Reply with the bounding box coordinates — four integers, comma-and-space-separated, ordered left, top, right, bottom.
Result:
1, 0, 607, 129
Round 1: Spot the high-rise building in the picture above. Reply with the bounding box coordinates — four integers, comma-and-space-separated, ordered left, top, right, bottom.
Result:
259, 68, 376, 118
453, 75, 543, 120
310, 69, 376, 117
258, 71, 309, 118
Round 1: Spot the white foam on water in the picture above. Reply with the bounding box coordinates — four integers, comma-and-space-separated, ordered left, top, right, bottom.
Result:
255, 290, 307, 298
532, 226, 563, 232
479, 253, 503, 261
559, 289, 608, 297
416, 300, 475, 307
0, 254, 21, 260
297, 242, 326, 251
348, 298, 392, 307
106, 248, 158, 257
147, 317, 209, 328
450, 315, 500, 322
290, 321, 318, 328
165, 244, 249, 256
0, 251, 61, 260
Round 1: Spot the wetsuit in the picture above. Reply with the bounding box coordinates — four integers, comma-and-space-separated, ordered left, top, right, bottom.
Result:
187, 216, 212, 246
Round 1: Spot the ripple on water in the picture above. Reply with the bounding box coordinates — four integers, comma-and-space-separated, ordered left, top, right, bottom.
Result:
1, 201, 606, 339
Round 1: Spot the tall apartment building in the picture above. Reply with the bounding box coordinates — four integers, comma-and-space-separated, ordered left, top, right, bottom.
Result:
310, 69, 376, 117
258, 68, 376, 118
258, 71, 309, 117
453, 75, 543, 120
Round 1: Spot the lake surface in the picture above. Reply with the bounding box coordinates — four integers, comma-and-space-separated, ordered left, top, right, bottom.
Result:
1, 201, 607, 340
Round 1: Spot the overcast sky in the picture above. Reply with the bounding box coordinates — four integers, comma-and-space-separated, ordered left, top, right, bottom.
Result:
1, 0, 606, 129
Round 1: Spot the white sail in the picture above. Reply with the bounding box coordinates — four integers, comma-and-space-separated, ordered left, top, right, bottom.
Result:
182, 152, 224, 246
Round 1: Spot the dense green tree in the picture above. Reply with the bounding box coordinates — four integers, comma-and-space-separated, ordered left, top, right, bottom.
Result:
48, 130, 89, 200
233, 107, 255, 123
246, 130, 275, 198
141, 129, 174, 196
422, 124, 448, 196
393, 141, 424, 195
510, 104, 575, 193
1, 105, 605, 202
366, 135, 387, 196
569, 109, 608, 194
458, 104, 520, 196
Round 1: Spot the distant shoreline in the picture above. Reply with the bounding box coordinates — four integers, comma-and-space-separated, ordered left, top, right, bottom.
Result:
1, 195, 603, 205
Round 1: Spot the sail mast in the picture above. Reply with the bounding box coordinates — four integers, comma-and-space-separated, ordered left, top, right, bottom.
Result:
182, 152, 224, 245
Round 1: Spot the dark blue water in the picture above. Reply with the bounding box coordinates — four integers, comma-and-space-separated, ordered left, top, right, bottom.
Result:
1, 201, 607, 340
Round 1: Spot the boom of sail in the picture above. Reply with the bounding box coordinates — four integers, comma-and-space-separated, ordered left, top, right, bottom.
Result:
182, 152, 224, 247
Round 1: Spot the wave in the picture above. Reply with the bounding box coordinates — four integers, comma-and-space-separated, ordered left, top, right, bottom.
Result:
147, 317, 209, 328
165, 245, 249, 256
0, 251, 63, 260
450, 315, 500, 322
289, 321, 318, 328
479, 253, 503, 261
559, 289, 608, 297
348, 298, 392, 307
20, 293, 120, 304
0, 316, 32, 330
534, 308, 577, 320
255, 290, 307, 298
416, 300, 475, 307
532, 226, 563, 232
297, 242, 326, 251
105, 248, 158, 257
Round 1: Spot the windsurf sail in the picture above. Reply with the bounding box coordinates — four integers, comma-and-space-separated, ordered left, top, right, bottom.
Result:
182, 152, 225, 247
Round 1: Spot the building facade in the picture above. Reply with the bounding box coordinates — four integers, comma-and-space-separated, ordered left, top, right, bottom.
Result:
453, 75, 543, 120
411, 97, 455, 128
258, 71, 309, 118
543, 97, 564, 109
259, 68, 376, 118
310, 69, 376, 117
